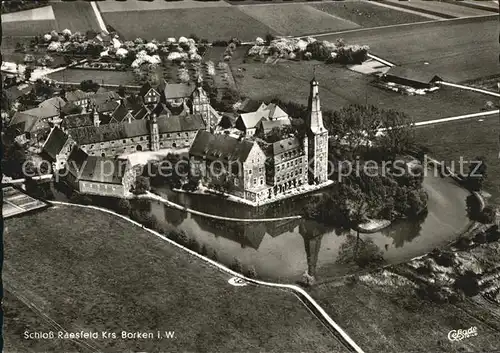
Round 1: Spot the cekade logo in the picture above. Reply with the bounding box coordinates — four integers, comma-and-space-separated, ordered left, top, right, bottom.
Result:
448, 326, 478, 342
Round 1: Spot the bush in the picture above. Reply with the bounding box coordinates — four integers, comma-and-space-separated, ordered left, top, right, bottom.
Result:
300, 271, 316, 287
247, 265, 257, 278
434, 252, 454, 267
231, 257, 244, 273
454, 271, 480, 297
133, 176, 151, 195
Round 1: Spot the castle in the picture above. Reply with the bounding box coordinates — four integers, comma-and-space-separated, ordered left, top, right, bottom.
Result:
188, 77, 329, 204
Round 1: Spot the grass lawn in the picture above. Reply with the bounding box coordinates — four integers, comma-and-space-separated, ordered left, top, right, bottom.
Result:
317, 16, 499, 82
2, 20, 57, 37
47, 69, 137, 85
382, 0, 493, 17
51, 2, 101, 33
3, 205, 345, 353
311, 1, 430, 27
232, 60, 489, 123
101, 8, 279, 42
237, 3, 360, 36
415, 117, 500, 205
98, 0, 231, 12
309, 280, 500, 353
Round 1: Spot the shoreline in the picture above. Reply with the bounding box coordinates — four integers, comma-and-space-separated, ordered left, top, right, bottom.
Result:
171, 180, 335, 207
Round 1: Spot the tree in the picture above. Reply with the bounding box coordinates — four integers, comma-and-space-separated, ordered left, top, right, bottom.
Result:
265, 33, 275, 45
247, 265, 257, 278
133, 176, 151, 195
24, 66, 34, 81
117, 85, 126, 97
79, 80, 100, 93
117, 198, 131, 215
231, 257, 244, 273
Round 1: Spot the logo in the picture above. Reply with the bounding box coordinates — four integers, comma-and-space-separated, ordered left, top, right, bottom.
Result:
448, 326, 478, 342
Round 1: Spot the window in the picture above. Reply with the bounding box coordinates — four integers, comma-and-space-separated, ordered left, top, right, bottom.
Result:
253, 178, 256, 185
234, 178, 239, 186
123, 140, 126, 143
260, 178, 263, 185
167, 134, 171, 138
248, 170, 252, 175
140, 137, 144, 141
277, 165, 280, 171
259, 168, 263, 173
177, 133, 181, 137
186, 132, 189, 137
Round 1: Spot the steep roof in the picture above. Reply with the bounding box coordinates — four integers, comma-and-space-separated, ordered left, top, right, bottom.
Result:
89, 91, 120, 106
42, 127, 69, 160
139, 82, 157, 98
164, 83, 193, 99
157, 114, 205, 133
272, 137, 302, 155
260, 103, 288, 120
258, 119, 291, 134
77, 156, 130, 184
97, 100, 120, 113
189, 130, 255, 162
68, 120, 149, 145
238, 111, 268, 130
110, 104, 130, 123
385, 66, 442, 84
38, 96, 66, 117
9, 111, 39, 127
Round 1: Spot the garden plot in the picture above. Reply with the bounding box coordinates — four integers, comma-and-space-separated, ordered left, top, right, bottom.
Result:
98, 0, 231, 12
101, 8, 278, 42
238, 4, 360, 36
311, 1, 429, 27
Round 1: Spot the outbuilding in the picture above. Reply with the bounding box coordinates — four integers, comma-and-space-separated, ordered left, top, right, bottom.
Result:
382, 66, 443, 89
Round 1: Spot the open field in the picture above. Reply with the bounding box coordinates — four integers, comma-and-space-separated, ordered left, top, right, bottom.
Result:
51, 2, 101, 33
311, 1, 430, 27
415, 117, 500, 205
1, 5, 54, 22
317, 16, 499, 82
381, 0, 494, 17
47, 69, 136, 85
238, 3, 360, 36
98, 0, 231, 12
232, 60, 491, 123
2, 20, 57, 37
3, 205, 345, 353
101, 8, 279, 42
310, 279, 500, 353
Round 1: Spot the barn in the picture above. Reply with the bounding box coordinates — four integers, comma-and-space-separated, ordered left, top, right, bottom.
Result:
382, 67, 443, 89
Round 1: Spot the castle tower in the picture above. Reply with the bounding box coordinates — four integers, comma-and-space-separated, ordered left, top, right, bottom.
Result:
92, 103, 100, 127
306, 77, 328, 184
150, 113, 159, 151
191, 74, 211, 131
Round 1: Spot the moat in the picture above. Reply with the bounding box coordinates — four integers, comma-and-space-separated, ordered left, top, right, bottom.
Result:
144, 173, 470, 282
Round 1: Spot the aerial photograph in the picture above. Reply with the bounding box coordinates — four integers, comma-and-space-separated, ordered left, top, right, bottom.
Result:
1, 0, 499, 352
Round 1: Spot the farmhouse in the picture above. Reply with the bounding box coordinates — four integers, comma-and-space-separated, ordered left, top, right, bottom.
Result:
65, 147, 136, 198
234, 102, 291, 136
41, 127, 77, 171
382, 66, 443, 89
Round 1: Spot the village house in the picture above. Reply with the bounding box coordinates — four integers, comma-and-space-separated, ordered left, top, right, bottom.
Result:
41, 126, 77, 171
64, 146, 136, 198
234, 101, 291, 136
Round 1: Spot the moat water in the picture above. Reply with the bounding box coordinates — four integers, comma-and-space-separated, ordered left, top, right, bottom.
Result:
143, 174, 470, 282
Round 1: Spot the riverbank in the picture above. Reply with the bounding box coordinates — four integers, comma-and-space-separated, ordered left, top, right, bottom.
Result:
172, 179, 334, 207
